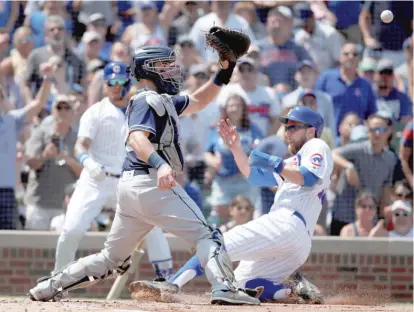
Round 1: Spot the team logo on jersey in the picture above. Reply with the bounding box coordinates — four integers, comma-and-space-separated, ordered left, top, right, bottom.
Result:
310, 153, 323, 167
112, 65, 121, 73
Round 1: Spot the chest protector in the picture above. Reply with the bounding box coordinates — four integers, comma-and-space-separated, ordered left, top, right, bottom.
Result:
126, 90, 184, 173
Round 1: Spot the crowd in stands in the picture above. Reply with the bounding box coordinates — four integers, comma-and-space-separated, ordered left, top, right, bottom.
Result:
0, 0, 412, 239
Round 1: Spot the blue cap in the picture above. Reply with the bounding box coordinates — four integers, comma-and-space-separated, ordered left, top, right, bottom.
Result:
103, 62, 130, 81
279, 106, 324, 137
71, 83, 84, 94
296, 60, 317, 72
140, 1, 157, 10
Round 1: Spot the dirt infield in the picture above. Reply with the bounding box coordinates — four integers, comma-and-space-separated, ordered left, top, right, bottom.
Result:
2, 295, 413, 312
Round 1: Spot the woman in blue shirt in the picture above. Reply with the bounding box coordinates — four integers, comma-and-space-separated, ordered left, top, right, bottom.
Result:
205, 94, 263, 226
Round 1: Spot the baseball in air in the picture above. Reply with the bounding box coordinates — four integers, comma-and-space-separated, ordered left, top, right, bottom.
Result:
381, 10, 394, 23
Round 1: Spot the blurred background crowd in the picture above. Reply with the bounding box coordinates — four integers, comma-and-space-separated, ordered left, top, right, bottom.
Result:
0, 0, 413, 240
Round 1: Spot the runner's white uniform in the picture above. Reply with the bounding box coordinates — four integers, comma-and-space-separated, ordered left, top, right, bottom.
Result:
54, 98, 172, 276
223, 138, 333, 285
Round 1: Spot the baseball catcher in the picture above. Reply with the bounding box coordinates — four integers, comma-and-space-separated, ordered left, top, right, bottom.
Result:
29, 26, 257, 305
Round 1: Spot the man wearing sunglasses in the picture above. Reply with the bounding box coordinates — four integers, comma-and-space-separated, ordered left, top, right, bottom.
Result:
373, 59, 413, 125
133, 106, 330, 303
331, 111, 397, 235
49, 61, 173, 285
315, 43, 377, 136
370, 200, 413, 238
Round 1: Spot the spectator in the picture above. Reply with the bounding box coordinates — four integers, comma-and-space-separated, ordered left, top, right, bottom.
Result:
370, 200, 413, 238
0, 26, 35, 111
190, 0, 256, 62
399, 120, 413, 190
0, 26, 34, 86
315, 42, 377, 136
395, 37, 413, 100
205, 94, 262, 225
246, 45, 270, 87
24, 94, 81, 230
121, 1, 181, 51
76, 13, 113, 62
77, 31, 104, 65
87, 42, 129, 107
180, 65, 214, 188
175, 36, 202, 80
330, 111, 396, 235
219, 195, 254, 233
340, 191, 377, 237
168, 1, 203, 47
215, 57, 281, 136
282, 60, 336, 136
0, 65, 53, 230
233, 1, 267, 40
24, 0, 72, 48
0, 0, 19, 37
358, 57, 377, 86
293, 2, 343, 72
68, 83, 87, 126
23, 15, 87, 105
373, 59, 413, 124
321, 1, 363, 44
74, 0, 117, 34
359, 1, 413, 67
257, 6, 311, 88
337, 112, 361, 146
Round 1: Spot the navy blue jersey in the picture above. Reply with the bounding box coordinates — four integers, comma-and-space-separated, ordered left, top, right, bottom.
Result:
123, 90, 189, 171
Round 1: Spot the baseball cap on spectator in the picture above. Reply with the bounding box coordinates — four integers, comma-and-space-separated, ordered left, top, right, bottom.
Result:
81, 31, 102, 44
299, 90, 316, 100
140, 1, 157, 10
189, 64, 209, 77
270, 6, 293, 19
178, 35, 194, 47
359, 57, 377, 72
52, 94, 73, 109
296, 60, 317, 72
238, 56, 256, 67
88, 13, 106, 25
350, 125, 368, 143
369, 110, 395, 126
293, 2, 313, 26
391, 200, 412, 214
376, 58, 394, 73
87, 59, 105, 73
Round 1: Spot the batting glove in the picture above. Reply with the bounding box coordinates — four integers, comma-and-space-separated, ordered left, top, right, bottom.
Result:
249, 150, 285, 174
83, 158, 106, 181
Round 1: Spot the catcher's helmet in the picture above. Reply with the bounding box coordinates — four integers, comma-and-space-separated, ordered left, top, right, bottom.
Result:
279, 106, 324, 138
103, 62, 131, 98
132, 46, 183, 95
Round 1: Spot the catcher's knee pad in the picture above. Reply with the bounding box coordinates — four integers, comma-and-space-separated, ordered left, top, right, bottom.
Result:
196, 229, 236, 291
41, 252, 131, 298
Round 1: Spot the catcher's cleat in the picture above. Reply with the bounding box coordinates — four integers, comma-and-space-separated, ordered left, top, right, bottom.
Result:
129, 280, 179, 299
28, 284, 66, 302
211, 288, 260, 305
293, 271, 324, 304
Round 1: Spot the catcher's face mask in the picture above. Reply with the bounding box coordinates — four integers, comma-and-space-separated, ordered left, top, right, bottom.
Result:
143, 50, 184, 92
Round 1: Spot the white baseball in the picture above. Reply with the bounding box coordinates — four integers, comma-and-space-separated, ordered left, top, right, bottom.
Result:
381, 10, 394, 23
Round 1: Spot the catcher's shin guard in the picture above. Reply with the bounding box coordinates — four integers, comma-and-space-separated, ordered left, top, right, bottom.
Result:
196, 229, 260, 305
29, 252, 131, 301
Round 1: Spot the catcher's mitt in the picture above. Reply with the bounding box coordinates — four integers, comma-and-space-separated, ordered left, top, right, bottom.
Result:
206, 26, 251, 66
